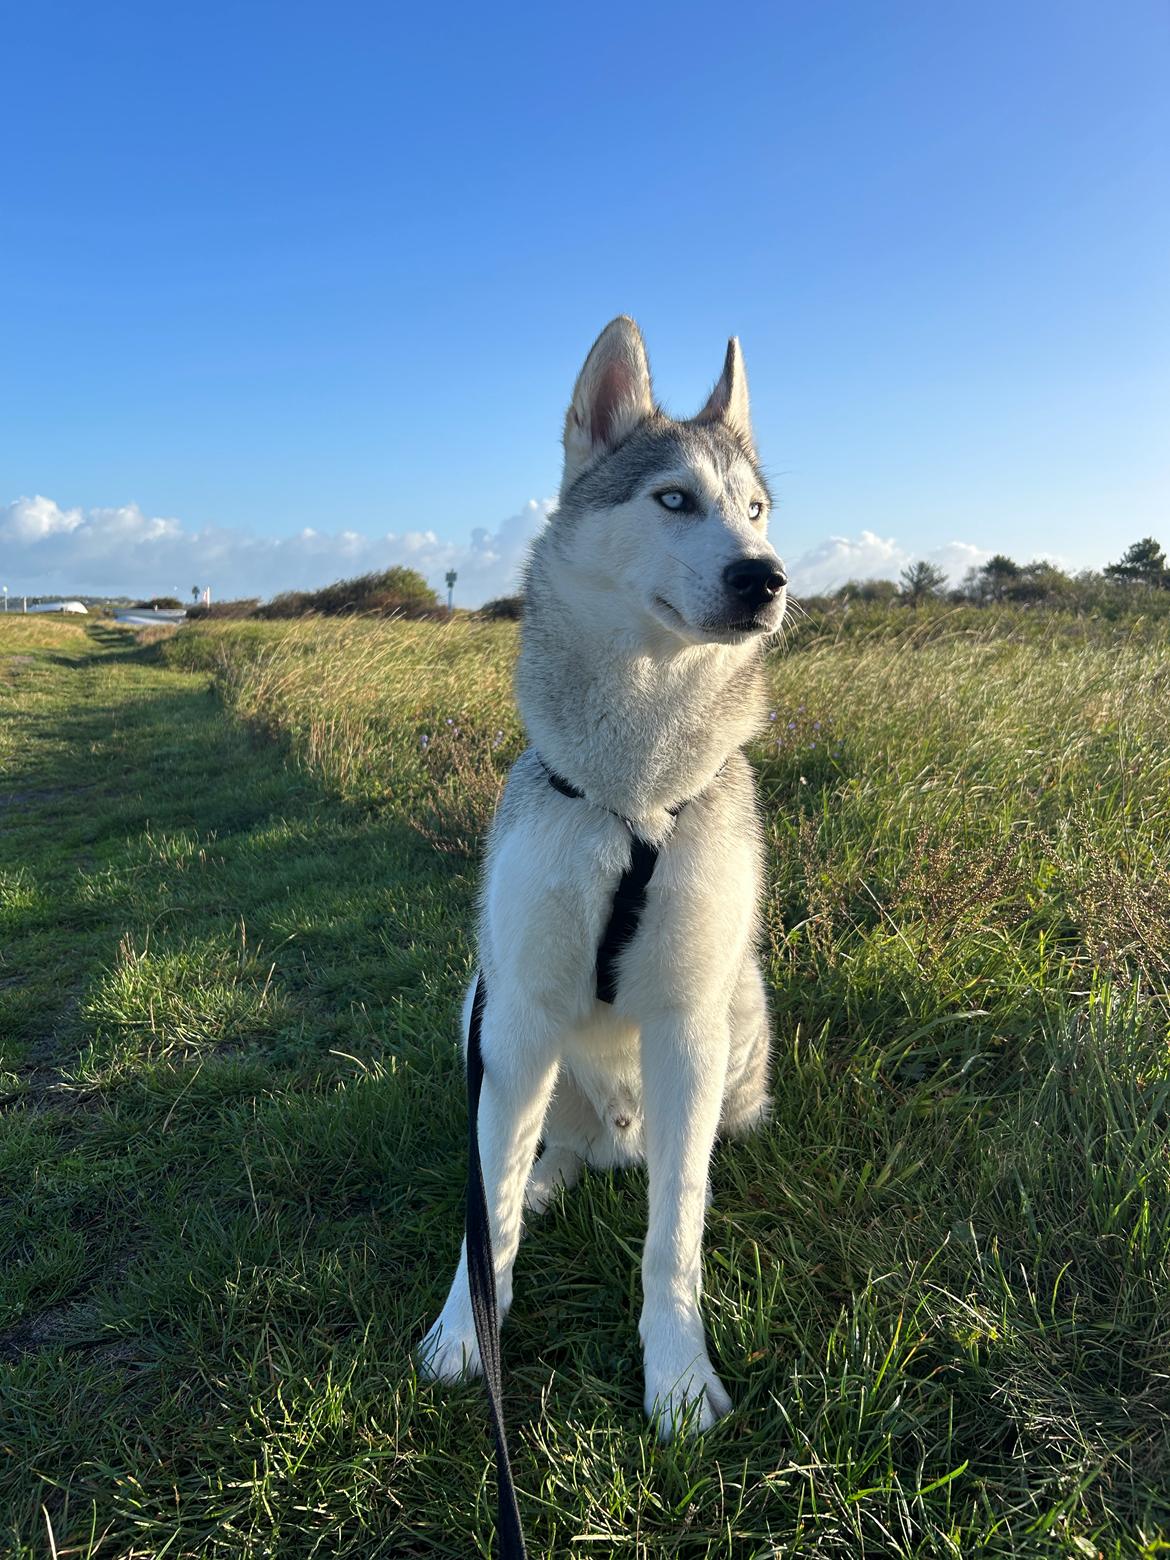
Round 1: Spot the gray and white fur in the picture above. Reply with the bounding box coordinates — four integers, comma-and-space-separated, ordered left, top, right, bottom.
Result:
419, 316, 786, 1437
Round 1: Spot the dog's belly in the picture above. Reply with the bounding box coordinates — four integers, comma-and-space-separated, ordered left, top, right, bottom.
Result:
561, 1006, 645, 1163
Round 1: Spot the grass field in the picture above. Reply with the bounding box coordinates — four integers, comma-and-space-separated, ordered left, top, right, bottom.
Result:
2, 607, 1169, 1557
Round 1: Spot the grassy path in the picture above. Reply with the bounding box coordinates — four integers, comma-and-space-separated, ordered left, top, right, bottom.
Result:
2, 618, 1169, 1557
1, 623, 476, 1556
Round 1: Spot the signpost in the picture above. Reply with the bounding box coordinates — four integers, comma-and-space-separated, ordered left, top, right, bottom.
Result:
445, 570, 457, 612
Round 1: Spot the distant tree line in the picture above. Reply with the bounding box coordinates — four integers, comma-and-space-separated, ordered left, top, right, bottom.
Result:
469, 540, 1170, 623
830, 537, 1169, 612
162, 537, 1170, 627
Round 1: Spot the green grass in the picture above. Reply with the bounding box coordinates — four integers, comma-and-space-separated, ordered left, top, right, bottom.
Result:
2, 610, 1168, 1557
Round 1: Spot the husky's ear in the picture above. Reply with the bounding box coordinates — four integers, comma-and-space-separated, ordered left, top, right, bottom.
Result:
695, 336, 753, 448
562, 316, 654, 489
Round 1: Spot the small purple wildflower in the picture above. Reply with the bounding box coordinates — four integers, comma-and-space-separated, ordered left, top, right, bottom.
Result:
420, 733, 430, 749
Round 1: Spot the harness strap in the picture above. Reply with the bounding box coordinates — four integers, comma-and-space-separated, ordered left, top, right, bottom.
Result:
541, 764, 584, 803
537, 756, 698, 826
595, 836, 659, 1003
536, 754, 724, 1002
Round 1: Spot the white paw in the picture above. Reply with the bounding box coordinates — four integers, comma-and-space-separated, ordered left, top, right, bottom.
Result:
643, 1350, 733, 1441
417, 1312, 483, 1383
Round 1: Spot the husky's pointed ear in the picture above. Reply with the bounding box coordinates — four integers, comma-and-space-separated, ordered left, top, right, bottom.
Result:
562, 316, 654, 489
695, 337, 753, 448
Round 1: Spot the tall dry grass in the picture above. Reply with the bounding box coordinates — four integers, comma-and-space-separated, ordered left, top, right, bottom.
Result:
168, 615, 523, 850
169, 610, 1170, 1002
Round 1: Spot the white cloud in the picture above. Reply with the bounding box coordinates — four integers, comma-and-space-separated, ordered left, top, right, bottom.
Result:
0, 495, 555, 607
786, 529, 990, 596
3, 494, 86, 541
2, 493, 992, 609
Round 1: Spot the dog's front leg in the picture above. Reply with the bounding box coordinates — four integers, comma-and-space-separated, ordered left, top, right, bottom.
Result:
419, 995, 557, 1381
638, 1009, 732, 1439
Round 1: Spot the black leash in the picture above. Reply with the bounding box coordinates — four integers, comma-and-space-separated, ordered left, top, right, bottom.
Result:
465, 972, 526, 1559
463, 755, 718, 1558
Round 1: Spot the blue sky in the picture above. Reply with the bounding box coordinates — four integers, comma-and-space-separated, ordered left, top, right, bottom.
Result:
3, 0, 1167, 603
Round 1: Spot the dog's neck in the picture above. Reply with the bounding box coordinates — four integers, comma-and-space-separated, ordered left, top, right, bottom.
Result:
516, 565, 767, 830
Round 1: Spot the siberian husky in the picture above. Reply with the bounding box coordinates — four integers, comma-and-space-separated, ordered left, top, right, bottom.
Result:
420, 316, 786, 1437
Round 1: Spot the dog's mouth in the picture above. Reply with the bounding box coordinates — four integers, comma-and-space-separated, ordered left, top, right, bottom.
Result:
653, 594, 780, 642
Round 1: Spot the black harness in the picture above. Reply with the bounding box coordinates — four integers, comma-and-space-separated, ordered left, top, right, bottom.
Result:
463, 756, 719, 1559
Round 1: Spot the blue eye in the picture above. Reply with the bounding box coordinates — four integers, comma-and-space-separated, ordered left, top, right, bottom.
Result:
748, 500, 763, 521
656, 490, 694, 513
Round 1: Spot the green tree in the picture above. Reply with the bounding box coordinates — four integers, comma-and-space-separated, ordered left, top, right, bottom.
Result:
899, 559, 947, 606
1005, 561, 1073, 606
379, 565, 438, 607
835, 577, 900, 605
980, 554, 1021, 602
1104, 537, 1168, 589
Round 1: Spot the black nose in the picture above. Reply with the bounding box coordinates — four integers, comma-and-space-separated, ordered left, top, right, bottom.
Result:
722, 558, 787, 611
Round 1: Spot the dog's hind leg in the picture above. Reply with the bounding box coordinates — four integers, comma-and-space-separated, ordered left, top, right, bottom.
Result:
419, 990, 559, 1382
720, 953, 773, 1138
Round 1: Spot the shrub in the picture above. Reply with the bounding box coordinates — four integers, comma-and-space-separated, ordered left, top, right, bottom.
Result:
133, 596, 183, 610
479, 594, 524, 620
254, 567, 439, 619
832, 578, 901, 605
